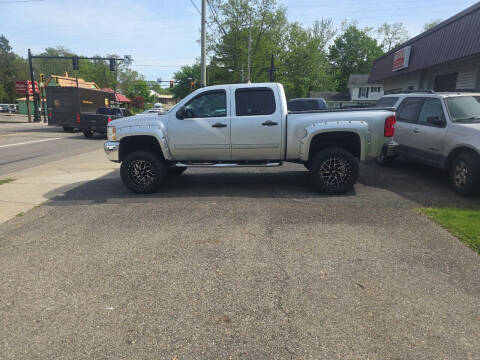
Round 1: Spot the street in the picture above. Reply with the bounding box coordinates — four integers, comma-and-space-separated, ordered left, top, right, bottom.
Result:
1, 149, 479, 359
0, 115, 104, 176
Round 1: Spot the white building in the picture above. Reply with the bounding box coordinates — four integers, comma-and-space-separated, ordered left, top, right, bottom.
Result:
347, 74, 384, 103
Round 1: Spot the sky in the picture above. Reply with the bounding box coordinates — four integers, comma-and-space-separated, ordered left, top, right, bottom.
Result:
0, 0, 478, 86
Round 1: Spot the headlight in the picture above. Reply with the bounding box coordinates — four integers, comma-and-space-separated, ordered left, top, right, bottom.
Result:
107, 126, 117, 141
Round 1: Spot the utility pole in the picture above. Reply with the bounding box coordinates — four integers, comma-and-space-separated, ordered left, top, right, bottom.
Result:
247, 11, 252, 82
240, 65, 244, 83
200, 0, 207, 87
28, 49, 40, 122
269, 54, 275, 82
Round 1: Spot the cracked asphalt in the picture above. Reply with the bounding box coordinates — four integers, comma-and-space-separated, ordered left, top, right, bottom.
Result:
1, 159, 479, 359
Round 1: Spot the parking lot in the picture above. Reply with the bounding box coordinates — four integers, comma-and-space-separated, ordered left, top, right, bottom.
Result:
1, 132, 479, 358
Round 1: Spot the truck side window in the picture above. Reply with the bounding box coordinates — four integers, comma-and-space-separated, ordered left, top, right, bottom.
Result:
235, 88, 276, 116
396, 98, 422, 123
184, 90, 226, 118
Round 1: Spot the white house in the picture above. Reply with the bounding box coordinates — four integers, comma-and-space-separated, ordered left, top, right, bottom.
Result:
347, 74, 384, 103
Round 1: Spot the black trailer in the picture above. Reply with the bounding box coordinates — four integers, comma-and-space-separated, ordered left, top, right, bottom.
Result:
46, 86, 115, 132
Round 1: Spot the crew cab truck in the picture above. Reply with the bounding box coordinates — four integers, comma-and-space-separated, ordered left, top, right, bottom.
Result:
104, 83, 397, 195
79, 107, 132, 138
376, 92, 480, 196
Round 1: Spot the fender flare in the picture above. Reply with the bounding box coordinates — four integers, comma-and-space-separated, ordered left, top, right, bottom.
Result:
117, 125, 173, 161
299, 121, 369, 162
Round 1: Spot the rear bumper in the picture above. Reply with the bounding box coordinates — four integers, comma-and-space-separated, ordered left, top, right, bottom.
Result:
104, 141, 120, 162
382, 141, 398, 157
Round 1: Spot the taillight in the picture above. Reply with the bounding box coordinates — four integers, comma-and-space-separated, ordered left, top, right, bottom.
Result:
76, 113, 80, 123
384, 115, 396, 137
107, 117, 112, 123
48, 112, 52, 118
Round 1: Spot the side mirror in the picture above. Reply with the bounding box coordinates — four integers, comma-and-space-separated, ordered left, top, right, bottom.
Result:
427, 116, 445, 127
176, 106, 186, 120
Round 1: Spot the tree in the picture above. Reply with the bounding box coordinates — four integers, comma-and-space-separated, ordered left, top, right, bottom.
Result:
423, 19, 442, 31
377, 22, 409, 52
328, 24, 384, 92
0, 35, 28, 102
172, 63, 201, 99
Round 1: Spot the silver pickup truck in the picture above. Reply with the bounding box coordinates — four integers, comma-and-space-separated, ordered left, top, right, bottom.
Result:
104, 83, 397, 194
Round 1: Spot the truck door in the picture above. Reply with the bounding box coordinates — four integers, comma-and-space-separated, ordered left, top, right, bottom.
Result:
167, 89, 231, 161
230, 87, 282, 160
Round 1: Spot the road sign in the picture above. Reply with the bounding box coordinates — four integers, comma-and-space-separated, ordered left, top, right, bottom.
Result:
15, 80, 39, 95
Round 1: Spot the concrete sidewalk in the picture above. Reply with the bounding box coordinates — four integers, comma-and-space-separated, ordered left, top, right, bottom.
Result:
0, 148, 117, 223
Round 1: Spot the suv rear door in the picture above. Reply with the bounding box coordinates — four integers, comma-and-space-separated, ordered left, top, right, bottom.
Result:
231, 87, 282, 160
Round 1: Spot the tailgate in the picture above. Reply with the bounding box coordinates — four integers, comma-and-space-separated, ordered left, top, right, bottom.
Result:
79, 114, 108, 131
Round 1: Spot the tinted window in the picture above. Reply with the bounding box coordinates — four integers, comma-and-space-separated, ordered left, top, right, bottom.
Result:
235, 88, 275, 116
97, 107, 121, 115
418, 99, 445, 125
184, 91, 226, 118
376, 97, 398, 107
397, 98, 423, 123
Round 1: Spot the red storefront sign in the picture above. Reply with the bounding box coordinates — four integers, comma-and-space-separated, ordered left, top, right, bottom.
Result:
15, 80, 39, 95
392, 46, 411, 71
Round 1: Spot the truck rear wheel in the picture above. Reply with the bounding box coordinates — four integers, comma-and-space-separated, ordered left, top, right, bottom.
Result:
309, 147, 359, 195
120, 150, 167, 194
83, 130, 94, 138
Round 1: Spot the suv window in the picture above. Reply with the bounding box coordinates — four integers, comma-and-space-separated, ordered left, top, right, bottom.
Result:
418, 99, 445, 126
397, 97, 423, 123
184, 90, 226, 118
376, 97, 398, 107
235, 88, 275, 116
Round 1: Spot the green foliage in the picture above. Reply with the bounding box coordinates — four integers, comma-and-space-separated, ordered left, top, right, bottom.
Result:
328, 24, 384, 91
423, 19, 442, 31
172, 63, 201, 99
376, 22, 409, 52
0, 178, 15, 185
0, 35, 29, 103
419, 207, 480, 254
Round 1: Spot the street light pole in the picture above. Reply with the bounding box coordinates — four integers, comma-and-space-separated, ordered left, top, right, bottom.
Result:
28, 49, 40, 122
201, 0, 207, 87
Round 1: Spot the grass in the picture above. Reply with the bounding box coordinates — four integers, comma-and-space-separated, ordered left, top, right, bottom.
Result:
16, 212, 24, 217
0, 178, 15, 185
419, 207, 480, 254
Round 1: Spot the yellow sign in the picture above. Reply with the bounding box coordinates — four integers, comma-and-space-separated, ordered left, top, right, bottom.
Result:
82, 100, 93, 104
105, 98, 110, 106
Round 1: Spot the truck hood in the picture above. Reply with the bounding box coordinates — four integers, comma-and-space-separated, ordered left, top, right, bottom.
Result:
109, 113, 167, 129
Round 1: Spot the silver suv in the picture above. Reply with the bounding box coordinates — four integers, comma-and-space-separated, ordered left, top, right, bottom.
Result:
376, 92, 480, 196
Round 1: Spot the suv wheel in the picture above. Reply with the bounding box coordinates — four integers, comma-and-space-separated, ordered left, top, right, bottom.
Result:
450, 152, 480, 196
83, 130, 94, 138
309, 147, 359, 195
120, 150, 166, 194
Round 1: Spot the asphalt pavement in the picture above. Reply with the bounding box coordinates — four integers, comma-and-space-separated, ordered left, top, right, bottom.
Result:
1, 156, 479, 359
0, 114, 104, 176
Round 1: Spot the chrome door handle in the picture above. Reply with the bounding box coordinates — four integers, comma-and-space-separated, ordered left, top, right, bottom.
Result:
413, 128, 420, 133
262, 120, 278, 126
211, 122, 227, 128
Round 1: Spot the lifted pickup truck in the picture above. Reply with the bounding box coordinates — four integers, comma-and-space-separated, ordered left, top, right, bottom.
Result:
104, 83, 397, 194
80, 107, 132, 138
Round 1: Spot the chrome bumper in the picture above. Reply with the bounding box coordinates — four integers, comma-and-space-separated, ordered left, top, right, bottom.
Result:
104, 141, 120, 162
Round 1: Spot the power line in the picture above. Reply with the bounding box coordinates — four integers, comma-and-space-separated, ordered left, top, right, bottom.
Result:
189, 0, 202, 16
0, 0, 43, 3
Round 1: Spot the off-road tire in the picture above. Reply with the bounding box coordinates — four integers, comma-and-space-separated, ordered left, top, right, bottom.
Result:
309, 147, 359, 195
167, 167, 187, 176
449, 152, 480, 197
120, 150, 167, 194
83, 130, 94, 138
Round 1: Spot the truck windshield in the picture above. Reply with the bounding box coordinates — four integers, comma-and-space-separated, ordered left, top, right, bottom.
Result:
446, 96, 480, 123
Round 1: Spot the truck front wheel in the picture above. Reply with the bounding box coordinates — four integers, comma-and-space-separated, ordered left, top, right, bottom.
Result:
120, 150, 167, 194
309, 147, 359, 195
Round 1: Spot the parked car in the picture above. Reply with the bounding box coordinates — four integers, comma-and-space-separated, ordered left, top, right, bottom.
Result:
0, 104, 9, 113
79, 107, 132, 138
104, 83, 397, 195
143, 108, 163, 114
287, 98, 327, 111
376, 92, 480, 196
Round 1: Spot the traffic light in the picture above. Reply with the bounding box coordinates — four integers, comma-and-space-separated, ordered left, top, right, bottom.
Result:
109, 58, 116, 71
190, 81, 195, 90
40, 73, 45, 83
72, 56, 79, 70
169, 80, 174, 88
